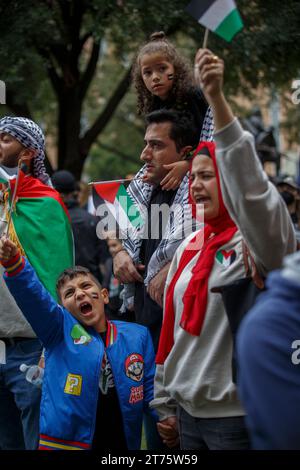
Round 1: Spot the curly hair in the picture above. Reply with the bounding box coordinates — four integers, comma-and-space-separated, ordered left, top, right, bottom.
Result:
132, 31, 195, 115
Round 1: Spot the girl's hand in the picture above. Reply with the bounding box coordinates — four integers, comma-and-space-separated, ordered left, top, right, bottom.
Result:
194, 48, 224, 104
0, 236, 19, 261
161, 161, 189, 190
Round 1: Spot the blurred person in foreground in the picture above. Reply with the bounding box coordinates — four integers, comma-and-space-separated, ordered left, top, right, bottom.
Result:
237, 248, 300, 449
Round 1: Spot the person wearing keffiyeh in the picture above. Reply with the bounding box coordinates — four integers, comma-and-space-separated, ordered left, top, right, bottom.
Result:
115, 106, 214, 320
0, 116, 73, 450
0, 116, 51, 186
113, 109, 209, 352
150, 49, 296, 450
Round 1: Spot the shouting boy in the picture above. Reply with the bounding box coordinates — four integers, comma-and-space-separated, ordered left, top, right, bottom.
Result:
0, 236, 156, 451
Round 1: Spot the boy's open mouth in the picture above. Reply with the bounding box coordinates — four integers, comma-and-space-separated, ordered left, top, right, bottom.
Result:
80, 302, 92, 315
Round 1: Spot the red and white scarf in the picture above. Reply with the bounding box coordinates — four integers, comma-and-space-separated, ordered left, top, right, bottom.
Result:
156, 141, 237, 365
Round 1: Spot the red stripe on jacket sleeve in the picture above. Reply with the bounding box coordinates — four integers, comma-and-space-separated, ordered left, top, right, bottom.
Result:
1, 251, 25, 276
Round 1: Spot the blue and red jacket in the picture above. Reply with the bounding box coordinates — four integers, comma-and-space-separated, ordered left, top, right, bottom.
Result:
4, 257, 156, 450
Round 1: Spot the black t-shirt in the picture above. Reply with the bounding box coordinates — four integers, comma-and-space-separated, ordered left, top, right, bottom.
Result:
92, 331, 127, 451
134, 187, 176, 352
153, 87, 208, 140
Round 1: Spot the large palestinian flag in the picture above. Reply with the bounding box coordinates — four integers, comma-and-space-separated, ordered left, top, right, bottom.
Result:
0, 166, 74, 300
186, 0, 243, 42
92, 181, 143, 238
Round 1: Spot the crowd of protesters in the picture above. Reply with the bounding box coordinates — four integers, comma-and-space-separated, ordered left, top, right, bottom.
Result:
1, 32, 300, 452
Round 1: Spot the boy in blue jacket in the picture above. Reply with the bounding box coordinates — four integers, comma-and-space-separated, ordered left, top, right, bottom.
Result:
0, 236, 156, 451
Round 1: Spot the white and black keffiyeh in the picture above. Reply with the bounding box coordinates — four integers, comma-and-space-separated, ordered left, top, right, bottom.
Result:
121, 107, 214, 307
0, 116, 51, 186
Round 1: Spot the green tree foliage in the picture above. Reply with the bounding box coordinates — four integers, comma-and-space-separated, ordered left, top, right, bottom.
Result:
0, 0, 299, 180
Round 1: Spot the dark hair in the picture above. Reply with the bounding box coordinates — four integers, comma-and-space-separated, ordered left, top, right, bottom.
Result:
132, 31, 195, 115
51, 170, 76, 194
280, 190, 295, 207
145, 109, 199, 152
56, 266, 102, 301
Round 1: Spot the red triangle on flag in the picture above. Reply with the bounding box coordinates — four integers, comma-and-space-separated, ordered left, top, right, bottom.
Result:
93, 182, 121, 204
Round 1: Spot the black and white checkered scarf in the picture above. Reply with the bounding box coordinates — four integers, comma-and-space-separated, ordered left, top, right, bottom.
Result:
121, 107, 214, 308
0, 116, 51, 186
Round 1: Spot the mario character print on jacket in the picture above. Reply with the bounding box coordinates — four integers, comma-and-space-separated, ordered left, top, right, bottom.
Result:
216, 249, 236, 268
125, 353, 144, 382
71, 324, 92, 345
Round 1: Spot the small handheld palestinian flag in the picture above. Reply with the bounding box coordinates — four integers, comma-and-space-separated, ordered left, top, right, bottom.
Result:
186, 0, 243, 43
92, 180, 144, 238
0, 166, 15, 186
0, 165, 74, 300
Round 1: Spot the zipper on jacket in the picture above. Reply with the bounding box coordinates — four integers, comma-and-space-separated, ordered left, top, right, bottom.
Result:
89, 334, 105, 445
106, 347, 130, 450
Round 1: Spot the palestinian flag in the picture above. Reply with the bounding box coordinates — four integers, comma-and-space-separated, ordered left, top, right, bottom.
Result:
186, 0, 243, 42
1, 166, 74, 300
0, 166, 14, 186
92, 181, 143, 238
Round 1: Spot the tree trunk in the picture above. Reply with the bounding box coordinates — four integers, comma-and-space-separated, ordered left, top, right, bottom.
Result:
57, 87, 83, 178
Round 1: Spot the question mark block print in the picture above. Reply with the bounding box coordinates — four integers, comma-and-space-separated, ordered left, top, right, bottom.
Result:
64, 374, 82, 396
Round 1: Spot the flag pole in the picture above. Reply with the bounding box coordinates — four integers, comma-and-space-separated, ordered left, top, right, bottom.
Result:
203, 28, 209, 48
88, 177, 143, 186
4, 161, 22, 238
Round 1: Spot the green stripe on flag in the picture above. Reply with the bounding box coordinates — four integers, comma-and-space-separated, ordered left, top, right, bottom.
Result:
0, 167, 12, 184
215, 9, 243, 42
116, 184, 143, 229
13, 197, 74, 299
